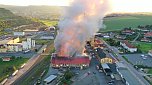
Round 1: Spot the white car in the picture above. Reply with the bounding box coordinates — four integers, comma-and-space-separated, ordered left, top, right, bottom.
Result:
141, 54, 144, 57
99, 70, 103, 72
142, 57, 146, 60
144, 56, 148, 58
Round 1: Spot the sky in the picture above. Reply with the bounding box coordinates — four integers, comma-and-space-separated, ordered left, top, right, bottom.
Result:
0, 0, 152, 12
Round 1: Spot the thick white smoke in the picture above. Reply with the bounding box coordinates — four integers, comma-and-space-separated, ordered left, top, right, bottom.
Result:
54, 0, 111, 56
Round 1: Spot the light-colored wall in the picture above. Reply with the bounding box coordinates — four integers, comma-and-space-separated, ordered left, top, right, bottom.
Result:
0, 48, 7, 52
120, 42, 137, 52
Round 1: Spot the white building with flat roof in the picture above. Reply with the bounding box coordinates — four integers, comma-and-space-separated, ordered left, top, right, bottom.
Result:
13, 32, 25, 36
0, 36, 35, 52
44, 75, 57, 85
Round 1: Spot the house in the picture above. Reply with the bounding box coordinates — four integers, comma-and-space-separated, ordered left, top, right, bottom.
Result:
138, 27, 149, 32
2, 57, 11, 61
116, 35, 126, 40
141, 38, 151, 42
94, 39, 104, 49
120, 41, 137, 52
121, 28, 135, 35
144, 32, 152, 38
148, 50, 152, 57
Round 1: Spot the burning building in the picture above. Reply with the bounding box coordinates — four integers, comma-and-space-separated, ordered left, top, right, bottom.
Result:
51, 0, 111, 68
51, 53, 90, 68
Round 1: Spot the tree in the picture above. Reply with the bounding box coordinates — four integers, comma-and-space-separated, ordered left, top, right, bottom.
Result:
64, 70, 73, 80
11, 56, 16, 60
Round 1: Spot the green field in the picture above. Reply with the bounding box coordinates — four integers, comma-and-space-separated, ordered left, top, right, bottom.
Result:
102, 15, 152, 31
0, 57, 29, 82
148, 69, 152, 74
35, 39, 53, 45
40, 20, 58, 26
134, 42, 152, 53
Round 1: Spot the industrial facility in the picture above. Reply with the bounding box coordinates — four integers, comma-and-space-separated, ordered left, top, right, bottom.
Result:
0, 36, 35, 52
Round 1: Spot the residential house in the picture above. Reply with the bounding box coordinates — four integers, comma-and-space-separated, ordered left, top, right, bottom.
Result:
120, 41, 137, 52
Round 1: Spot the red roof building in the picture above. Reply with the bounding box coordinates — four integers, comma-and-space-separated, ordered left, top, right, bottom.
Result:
144, 32, 152, 37
122, 41, 136, 48
141, 38, 151, 42
2, 57, 11, 61
122, 30, 135, 35
94, 39, 104, 48
51, 56, 90, 68
120, 41, 137, 52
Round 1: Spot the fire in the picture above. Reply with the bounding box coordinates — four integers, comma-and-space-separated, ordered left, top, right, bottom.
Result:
75, 14, 84, 23
55, 0, 111, 57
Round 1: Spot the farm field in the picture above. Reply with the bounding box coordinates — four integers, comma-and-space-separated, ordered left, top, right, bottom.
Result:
102, 14, 152, 31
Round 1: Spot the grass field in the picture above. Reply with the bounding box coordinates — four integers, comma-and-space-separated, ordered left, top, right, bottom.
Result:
35, 39, 53, 45
148, 69, 152, 74
40, 20, 58, 26
134, 42, 152, 53
102, 15, 152, 31
0, 58, 29, 82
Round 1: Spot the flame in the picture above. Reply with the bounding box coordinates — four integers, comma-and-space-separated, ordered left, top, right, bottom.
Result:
55, 0, 110, 57
75, 14, 84, 23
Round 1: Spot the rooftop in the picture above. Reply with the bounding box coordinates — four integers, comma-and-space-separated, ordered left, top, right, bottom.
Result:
44, 75, 57, 82
96, 48, 106, 58
121, 41, 136, 48
51, 57, 90, 65
144, 32, 152, 37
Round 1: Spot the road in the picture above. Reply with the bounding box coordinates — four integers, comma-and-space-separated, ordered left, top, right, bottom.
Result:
103, 39, 150, 85
0, 51, 36, 58
4, 45, 47, 85
123, 54, 152, 67
132, 32, 140, 42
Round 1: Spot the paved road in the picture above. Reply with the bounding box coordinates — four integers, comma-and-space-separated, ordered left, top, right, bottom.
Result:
123, 54, 152, 67
0, 51, 36, 58
101, 39, 150, 85
132, 32, 140, 42
4, 45, 47, 85
111, 46, 150, 85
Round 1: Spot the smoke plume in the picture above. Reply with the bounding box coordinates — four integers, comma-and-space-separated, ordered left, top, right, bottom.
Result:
54, 0, 111, 56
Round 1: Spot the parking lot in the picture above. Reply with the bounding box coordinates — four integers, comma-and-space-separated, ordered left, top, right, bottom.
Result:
123, 54, 152, 67
0, 45, 42, 58
0, 51, 36, 58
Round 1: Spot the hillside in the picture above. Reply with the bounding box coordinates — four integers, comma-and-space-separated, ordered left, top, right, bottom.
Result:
0, 8, 34, 31
0, 5, 66, 20
1, 5, 152, 32
0, 8, 47, 35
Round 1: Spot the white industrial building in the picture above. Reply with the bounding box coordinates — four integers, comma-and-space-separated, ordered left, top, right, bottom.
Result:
13, 32, 25, 36
22, 38, 35, 50
0, 36, 35, 53
120, 41, 137, 52
44, 75, 57, 85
